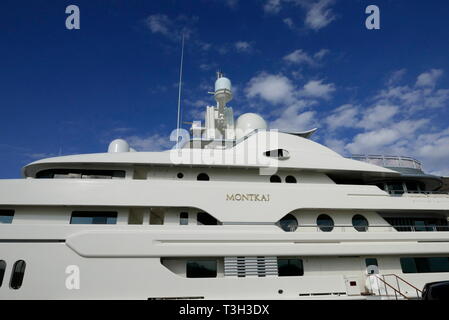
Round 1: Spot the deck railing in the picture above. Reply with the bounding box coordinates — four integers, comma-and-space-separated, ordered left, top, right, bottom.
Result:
284, 224, 449, 232
348, 154, 423, 170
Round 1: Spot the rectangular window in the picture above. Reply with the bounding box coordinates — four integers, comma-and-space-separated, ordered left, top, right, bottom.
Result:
0, 210, 14, 224
400, 257, 449, 273
277, 258, 304, 277
186, 260, 217, 278
70, 211, 117, 224
197, 212, 218, 225
180, 212, 189, 225
36, 169, 125, 179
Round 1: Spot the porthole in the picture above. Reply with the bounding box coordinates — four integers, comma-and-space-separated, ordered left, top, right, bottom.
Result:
10, 260, 26, 290
285, 175, 297, 183
352, 214, 369, 232
278, 214, 298, 232
197, 173, 210, 181
317, 214, 334, 232
270, 175, 282, 183
177, 172, 184, 179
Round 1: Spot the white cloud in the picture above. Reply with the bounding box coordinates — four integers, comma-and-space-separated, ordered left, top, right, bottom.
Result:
387, 68, 407, 86
357, 105, 399, 130
270, 109, 316, 132
263, 0, 337, 30
245, 72, 295, 105
283, 17, 295, 29
416, 69, 443, 88
283, 49, 314, 65
300, 80, 335, 99
314, 48, 330, 60
263, 0, 282, 13
145, 14, 195, 41
283, 49, 329, 66
235, 41, 253, 53
126, 133, 174, 151
325, 104, 359, 131
146, 14, 172, 37
304, 0, 336, 30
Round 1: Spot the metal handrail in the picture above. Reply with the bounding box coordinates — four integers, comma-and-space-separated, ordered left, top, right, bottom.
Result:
349, 154, 423, 170
348, 154, 422, 170
382, 274, 422, 297
374, 275, 408, 300
290, 224, 449, 232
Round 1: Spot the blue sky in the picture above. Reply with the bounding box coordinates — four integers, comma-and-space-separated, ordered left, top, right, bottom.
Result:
1, 0, 449, 178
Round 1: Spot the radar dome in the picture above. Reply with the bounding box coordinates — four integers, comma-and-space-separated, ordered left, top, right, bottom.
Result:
235, 113, 268, 139
108, 139, 130, 153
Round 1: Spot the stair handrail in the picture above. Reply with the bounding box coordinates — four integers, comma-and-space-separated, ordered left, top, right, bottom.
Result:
374, 275, 409, 300
382, 274, 422, 298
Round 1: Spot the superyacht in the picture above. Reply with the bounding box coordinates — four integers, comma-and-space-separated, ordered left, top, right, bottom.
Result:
0, 74, 449, 300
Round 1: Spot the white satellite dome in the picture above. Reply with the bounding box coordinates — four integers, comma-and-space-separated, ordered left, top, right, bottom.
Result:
108, 139, 130, 153
235, 113, 268, 139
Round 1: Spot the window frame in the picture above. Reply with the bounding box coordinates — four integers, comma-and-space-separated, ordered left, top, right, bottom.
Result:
70, 211, 118, 225
10, 260, 26, 290
0, 210, 15, 224
186, 260, 218, 278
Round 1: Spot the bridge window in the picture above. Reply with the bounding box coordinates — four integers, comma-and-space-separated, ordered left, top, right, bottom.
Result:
197, 173, 210, 181
278, 214, 298, 232
36, 169, 125, 179
70, 211, 117, 224
285, 175, 297, 183
197, 212, 218, 225
270, 175, 281, 183
317, 214, 334, 232
352, 214, 369, 232
186, 260, 217, 278
278, 258, 304, 277
383, 216, 449, 232
10, 260, 26, 290
0, 210, 14, 224
386, 183, 404, 195
0, 260, 6, 287
400, 257, 449, 274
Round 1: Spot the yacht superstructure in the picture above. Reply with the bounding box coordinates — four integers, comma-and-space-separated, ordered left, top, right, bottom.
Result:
1, 74, 449, 300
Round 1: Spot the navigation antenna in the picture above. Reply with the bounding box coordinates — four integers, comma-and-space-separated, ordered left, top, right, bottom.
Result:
176, 33, 185, 148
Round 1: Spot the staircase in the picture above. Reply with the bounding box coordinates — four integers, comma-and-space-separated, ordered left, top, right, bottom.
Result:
367, 274, 422, 300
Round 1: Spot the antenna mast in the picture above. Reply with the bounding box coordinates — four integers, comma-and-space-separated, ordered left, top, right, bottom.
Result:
176, 33, 185, 147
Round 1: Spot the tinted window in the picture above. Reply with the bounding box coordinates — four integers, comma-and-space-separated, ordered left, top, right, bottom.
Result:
36, 169, 125, 179
186, 260, 217, 278
0, 210, 14, 224
401, 257, 449, 273
278, 258, 304, 277
279, 214, 298, 232
197, 173, 210, 181
0, 260, 5, 287
285, 176, 297, 184
70, 212, 117, 224
352, 214, 369, 232
270, 175, 281, 183
180, 212, 189, 225
10, 260, 26, 290
365, 258, 378, 267
197, 212, 218, 225
317, 214, 334, 232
